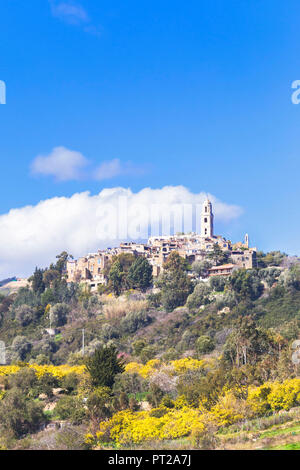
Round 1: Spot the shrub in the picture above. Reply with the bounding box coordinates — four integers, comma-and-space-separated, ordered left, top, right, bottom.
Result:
161, 395, 175, 409
186, 282, 211, 310
0, 389, 46, 438
55, 425, 89, 450
10, 336, 32, 362
209, 275, 227, 292
191, 425, 220, 449
14, 305, 37, 326
61, 372, 80, 394
196, 336, 215, 355
49, 303, 70, 327
140, 346, 157, 364
230, 269, 264, 301
113, 372, 146, 396
120, 310, 152, 335
191, 260, 212, 279
55, 396, 86, 425
147, 292, 161, 308
86, 386, 112, 432
8, 367, 38, 395
35, 372, 59, 398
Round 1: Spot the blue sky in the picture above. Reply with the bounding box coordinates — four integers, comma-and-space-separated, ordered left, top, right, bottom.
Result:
0, 0, 300, 276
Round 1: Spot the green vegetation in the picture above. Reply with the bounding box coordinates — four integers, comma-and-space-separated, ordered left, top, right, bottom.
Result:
0, 248, 299, 449
85, 345, 125, 388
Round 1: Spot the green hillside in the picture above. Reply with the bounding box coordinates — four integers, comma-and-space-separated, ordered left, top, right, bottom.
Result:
0, 250, 299, 450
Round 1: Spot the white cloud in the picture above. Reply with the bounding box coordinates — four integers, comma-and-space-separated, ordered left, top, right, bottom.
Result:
94, 159, 146, 181
94, 159, 122, 180
49, 1, 101, 35
0, 186, 243, 279
31, 148, 147, 182
50, 1, 89, 25
31, 146, 89, 181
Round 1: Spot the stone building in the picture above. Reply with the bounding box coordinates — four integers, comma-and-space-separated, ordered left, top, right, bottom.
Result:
66, 198, 257, 289
209, 263, 237, 277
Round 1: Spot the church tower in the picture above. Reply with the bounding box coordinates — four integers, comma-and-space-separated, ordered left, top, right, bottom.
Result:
201, 199, 214, 238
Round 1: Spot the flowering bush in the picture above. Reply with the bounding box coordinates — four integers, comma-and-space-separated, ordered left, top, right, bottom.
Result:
0, 364, 85, 378
95, 407, 205, 446
125, 358, 206, 379
171, 358, 206, 374
209, 390, 249, 426
247, 378, 300, 414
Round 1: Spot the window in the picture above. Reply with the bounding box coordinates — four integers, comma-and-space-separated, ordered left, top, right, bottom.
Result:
204, 218, 208, 223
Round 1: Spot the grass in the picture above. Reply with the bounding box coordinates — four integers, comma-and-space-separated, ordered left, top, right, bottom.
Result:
102, 298, 148, 320
260, 423, 300, 439
269, 443, 300, 450
214, 409, 300, 450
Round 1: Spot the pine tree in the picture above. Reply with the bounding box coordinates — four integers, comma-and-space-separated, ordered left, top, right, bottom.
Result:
127, 257, 153, 291
85, 345, 125, 388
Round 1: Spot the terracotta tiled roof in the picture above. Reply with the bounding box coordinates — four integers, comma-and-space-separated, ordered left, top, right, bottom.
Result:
209, 264, 236, 271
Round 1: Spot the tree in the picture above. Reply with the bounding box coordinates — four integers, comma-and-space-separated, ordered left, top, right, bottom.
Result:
108, 253, 137, 295
10, 336, 31, 362
15, 305, 37, 326
35, 372, 59, 398
148, 383, 164, 408
223, 317, 272, 367
164, 250, 191, 272
158, 252, 193, 312
55, 251, 73, 275
85, 345, 125, 388
43, 269, 60, 288
29, 267, 45, 295
113, 372, 146, 396
49, 303, 70, 327
208, 244, 231, 266
230, 269, 264, 301
41, 288, 56, 307
86, 387, 112, 433
209, 275, 227, 292
129, 396, 139, 411
186, 282, 211, 310
256, 251, 286, 268
258, 267, 281, 288
109, 260, 125, 296
192, 260, 212, 278
127, 257, 153, 291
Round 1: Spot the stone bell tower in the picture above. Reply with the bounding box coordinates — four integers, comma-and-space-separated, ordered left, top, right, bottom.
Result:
244, 233, 249, 248
201, 198, 214, 238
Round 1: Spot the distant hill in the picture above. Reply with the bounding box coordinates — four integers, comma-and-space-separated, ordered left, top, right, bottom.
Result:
0, 277, 16, 287
0, 277, 29, 294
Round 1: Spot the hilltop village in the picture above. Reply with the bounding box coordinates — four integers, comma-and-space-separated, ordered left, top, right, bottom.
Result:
66, 199, 257, 291
0, 200, 299, 451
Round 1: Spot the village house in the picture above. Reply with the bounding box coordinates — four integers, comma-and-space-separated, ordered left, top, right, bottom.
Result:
66, 199, 257, 290
208, 263, 237, 277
